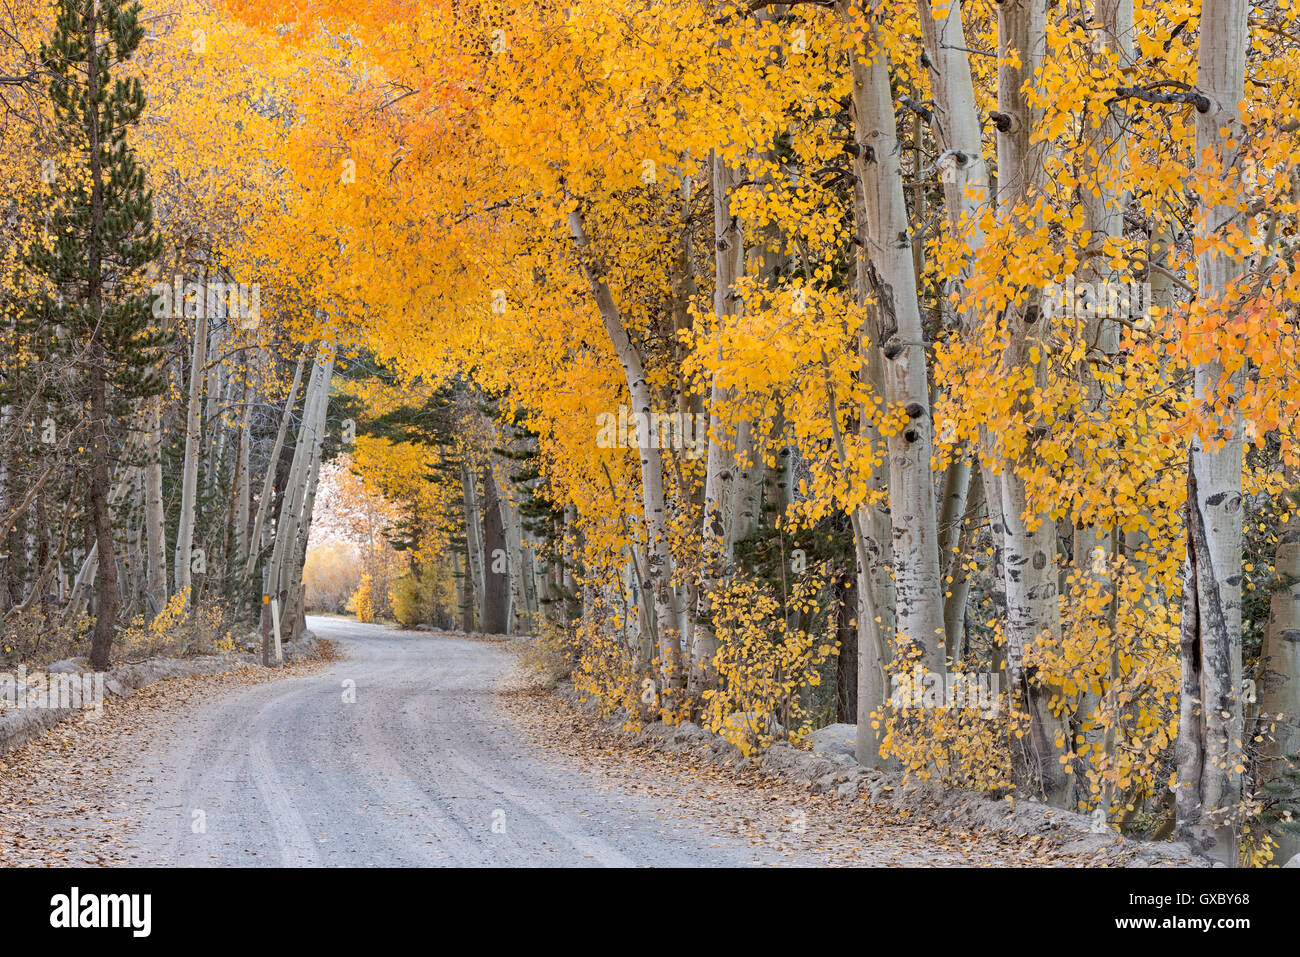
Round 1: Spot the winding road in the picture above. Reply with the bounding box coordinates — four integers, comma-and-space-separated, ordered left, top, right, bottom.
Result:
114, 617, 851, 866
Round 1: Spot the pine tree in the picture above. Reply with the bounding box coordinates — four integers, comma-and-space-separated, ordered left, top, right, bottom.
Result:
28, 0, 165, 670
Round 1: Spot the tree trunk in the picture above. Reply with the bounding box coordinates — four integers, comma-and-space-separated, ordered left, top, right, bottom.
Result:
461, 462, 487, 630
1260, 505, 1300, 862
692, 152, 749, 693
1173, 0, 1249, 864
87, 360, 117, 670
492, 464, 530, 633
915, 0, 991, 663
569, 208, 683, 700
1075, 0, 1135, 804
267, 350, 333, 663
989, 0, 1072, 807
144, 394, 167, 616
842, 8, 946, 674
455, 547, 474, 631
84, 3, 116, 672
244, 350, 307, 580
174, 304, 207, 603
480, 466, 509, 634
282, 385, 330, 643
235, 380, 252, 572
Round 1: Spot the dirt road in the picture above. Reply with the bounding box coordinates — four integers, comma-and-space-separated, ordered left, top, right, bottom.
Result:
116, 618, 854, 865
14, 617, 1080, 867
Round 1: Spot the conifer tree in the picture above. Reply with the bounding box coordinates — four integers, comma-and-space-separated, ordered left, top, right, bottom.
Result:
29, 0, 165, 669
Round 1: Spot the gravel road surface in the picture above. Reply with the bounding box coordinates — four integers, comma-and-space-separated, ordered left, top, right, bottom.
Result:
117, 617, 849, 866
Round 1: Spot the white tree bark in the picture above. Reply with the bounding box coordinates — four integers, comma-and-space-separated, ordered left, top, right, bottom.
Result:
990, 0, 1073, 806
570, 208, 683, 698
460, 461, 487, 630
144, 394, 167, 617
63, 546, 98, 622
495, 473, 528, 634
267, 349, 334, 663
173, 307, 207, 602
840, 7, 946, 675
203, 320, 225, 489
60, 466, 138, 624
1075, 0, 1135, 801
244, 351, 307, 580
266, 357, 322, 612
1174, 0, 1249, 863
915, 0, 990, 661
693, 152, 749, 692
1260, 508, 1300, 862
282, 396, 329, 643
235, 385, 252, 570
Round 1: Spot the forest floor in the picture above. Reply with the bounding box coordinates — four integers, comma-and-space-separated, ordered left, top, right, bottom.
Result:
0, 656, 332, 865
499, 685, 1134, 866
0, 617, 1124, 866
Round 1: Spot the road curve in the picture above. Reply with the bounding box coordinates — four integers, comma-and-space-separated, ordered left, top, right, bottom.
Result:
115, 617, 836, 866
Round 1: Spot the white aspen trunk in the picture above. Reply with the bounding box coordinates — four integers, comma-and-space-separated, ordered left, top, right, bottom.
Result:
570, 208, 683, 698
916, 0, 990, 662
523, 529, 543, 619
453, 548, 471, 631
916, 0, 989, 255
692, 151, 748, 692
64, 545, 98, 622
495, 475, 527, 634
202, 319, 225, 490
562, 504, 579, 614
266, 356, 323, 601
60, 466, 137, 625
9, 495, 74, 620
1078, 0, 1132, 358
235, 389, 252, 568
839, 106, 898, 767
856, 489, 897, 764
525, 532, 544, 628
0, 402, 12, 614
210, 359, 234, 504
1000, 465, 1072, 803
841, 10, 946, 673
267, 352, 331, 663
174, 307, 208, 602
0, 404, 9, 537
128, 469, 144, 614
461, 462, 487, 630
1260, 507, 1300, 862
144, 394, 167, 616
244, 351, 307, 580
545, 535, 566, 626
626, 542, 654, 668
282, 387, 330, 643
1076, 0, 1134, 799
1174, 0, 1249, 863
819, 315, 895, 768
942, 467, 982, 656
484, 421, 540, 634
670, 168, 701, 663
990, 0, 1073, 807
